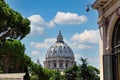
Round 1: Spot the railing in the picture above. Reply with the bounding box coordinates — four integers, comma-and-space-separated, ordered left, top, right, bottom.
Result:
114, 44, 120, 54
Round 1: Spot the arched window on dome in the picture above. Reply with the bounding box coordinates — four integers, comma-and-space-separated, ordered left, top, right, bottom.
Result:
64, 46, 67, 53
59, 46, 62, 53
60, 46, 62, 49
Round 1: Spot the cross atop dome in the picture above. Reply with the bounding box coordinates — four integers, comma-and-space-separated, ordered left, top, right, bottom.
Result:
57, 30, 64, 43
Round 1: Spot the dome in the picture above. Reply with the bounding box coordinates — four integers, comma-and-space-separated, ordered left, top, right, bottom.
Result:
44, 31, 76, 71
45, 31, 75, 59
46, 42, 75, 59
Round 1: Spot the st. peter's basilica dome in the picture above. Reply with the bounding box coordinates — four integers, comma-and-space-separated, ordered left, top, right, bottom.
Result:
44, 31, 76, 71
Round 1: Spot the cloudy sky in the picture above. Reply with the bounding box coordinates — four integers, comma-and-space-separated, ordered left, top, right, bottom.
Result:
6, 0, 100, 68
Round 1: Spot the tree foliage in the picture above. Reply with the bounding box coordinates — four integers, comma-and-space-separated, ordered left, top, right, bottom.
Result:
50, 70, 62, 80
0, 40, 31, 73
77, 57, 100, 80
30, 57, 100, 80
30, 63, 53, 80
64, 57, 100, 80
30, 75, 39, 80
0, 0, 30, 40
0, 0, 31, 74
30, 63, 67, 80
65, 64, 78, 80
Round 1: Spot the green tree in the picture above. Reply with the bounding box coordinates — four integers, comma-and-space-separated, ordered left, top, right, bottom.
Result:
0, 0, 30, 40
65, 64, 78, 80
78, 58, 89, 80
0, 40, 31, 73
0, 40, 23, 72
50, 70, 61, 80
0, 0, 31, 75
87, 66, 100, 80
77, 57, 100, 80
31, 63, 44, 80
42, 68, 53, 80
23, 54, 31, 80
30, 63, 67, 80
24, 54, 32, 68
63, 57, 100, 80
30, 75, 39, 80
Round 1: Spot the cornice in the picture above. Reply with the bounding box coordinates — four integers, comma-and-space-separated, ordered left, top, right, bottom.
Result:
104, 1, 120, 17
92, 0, 108, 10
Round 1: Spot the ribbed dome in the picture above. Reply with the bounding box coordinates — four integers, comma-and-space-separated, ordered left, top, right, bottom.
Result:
46, 31, 75, 59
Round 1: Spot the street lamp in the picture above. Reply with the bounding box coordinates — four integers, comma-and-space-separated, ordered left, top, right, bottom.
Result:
86, 5, 92, 12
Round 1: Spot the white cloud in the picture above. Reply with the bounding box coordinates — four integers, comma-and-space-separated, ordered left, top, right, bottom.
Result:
89, 57, 100, 68
52, 12, 87, 25
31, 50, 40, 55
77, 44, 93, 49
75, 54, 100, 68
38, 57, 45, 66
74, 53, 82, 61
70, 42, 94, 50
74, 53, 99, 68
74, 53, 89, 65
28, 15, 54, 35
71, 30, 99, 44
28, 12, 87, 36
30, 38, 56, 49
69, 29, 99, 50
30, 30, 98, 51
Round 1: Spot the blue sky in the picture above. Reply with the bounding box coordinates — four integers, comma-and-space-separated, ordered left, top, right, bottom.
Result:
5, 0, 100, 68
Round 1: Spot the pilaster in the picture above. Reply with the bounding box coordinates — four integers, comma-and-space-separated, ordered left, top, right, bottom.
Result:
63, 60, 66, 68
57, 60, 59, 68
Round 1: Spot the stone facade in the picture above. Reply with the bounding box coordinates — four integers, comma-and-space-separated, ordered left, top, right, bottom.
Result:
44, 31, 76, 71
92, 0, 120, 80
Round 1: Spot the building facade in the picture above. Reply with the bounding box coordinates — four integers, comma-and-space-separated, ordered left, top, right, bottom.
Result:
92, 0, 120, 80
44, 31, 76, 71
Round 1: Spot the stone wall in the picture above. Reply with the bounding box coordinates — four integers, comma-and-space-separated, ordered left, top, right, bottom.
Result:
0, 73, 25, 80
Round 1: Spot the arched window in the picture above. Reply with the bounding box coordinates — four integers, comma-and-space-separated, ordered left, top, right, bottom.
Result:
53, 63, 56, 68
59, 63, 63, 68
112, 18, 120, 80
66, 63, 68, 68
112, 18, 120, 53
